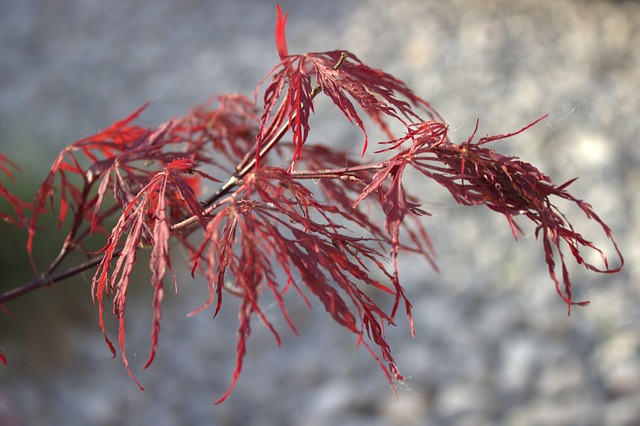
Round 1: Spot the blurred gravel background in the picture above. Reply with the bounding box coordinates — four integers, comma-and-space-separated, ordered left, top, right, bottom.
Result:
1, 0, 639, 425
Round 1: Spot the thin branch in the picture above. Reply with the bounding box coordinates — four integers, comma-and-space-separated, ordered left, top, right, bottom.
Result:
290, 162, 388, 180
41, 178, 95, 277
0, 249, 118, 304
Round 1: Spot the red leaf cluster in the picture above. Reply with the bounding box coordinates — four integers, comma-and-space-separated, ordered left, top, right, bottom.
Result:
360, 117, 623, 313
1, 6, 623, 401
92, 157, 214, 386
0, 154, 30, 227
1, 155, 31, 364
192, 163, 429, 402
263, 6, 440, 162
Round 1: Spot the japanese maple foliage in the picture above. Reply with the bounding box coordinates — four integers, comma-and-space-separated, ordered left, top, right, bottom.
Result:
0, 154, 30, 228
0, 5, 623, 402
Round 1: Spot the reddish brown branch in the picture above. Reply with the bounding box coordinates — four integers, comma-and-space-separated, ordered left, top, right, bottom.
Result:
0, 249, 118, 304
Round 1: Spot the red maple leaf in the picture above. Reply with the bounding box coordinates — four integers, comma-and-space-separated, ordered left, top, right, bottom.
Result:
92, 158, 213, 386
0, 154, 30, 227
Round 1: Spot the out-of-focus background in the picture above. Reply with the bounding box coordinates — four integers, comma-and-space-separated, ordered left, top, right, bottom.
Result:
1, 0, 638, 425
